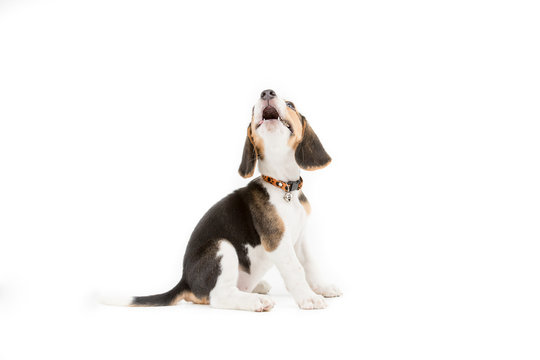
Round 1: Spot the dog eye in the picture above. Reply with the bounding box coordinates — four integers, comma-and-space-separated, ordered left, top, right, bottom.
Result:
286, 101, 295, 110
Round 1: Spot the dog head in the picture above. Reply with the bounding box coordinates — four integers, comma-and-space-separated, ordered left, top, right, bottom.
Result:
238, 89, 331, 178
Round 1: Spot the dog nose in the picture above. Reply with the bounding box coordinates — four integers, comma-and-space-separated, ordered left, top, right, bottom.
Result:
260, 89, 276, 100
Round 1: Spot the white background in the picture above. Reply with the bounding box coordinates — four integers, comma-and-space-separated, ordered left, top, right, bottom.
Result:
1, 0, 539, 359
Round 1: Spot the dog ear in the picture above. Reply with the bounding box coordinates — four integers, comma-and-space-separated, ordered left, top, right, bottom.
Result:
238, 125, 258, 178
295, 115, 332, 170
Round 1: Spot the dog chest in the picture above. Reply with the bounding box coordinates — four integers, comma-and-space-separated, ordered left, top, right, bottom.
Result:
268, 189, 307, 245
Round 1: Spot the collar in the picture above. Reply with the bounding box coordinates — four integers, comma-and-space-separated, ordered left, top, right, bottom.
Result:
261, 175, 303, 193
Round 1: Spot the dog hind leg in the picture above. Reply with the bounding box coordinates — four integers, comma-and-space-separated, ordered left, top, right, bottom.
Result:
209, 240, 274, 312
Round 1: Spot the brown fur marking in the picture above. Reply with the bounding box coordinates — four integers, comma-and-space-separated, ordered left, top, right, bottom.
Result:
182, 291, 210, 305
170, 291, 209, 305
239, 123, 265, 178
249, 180, 285, 252
299, 191, 311, 215
301, 158, 332, 171
250, 123, 265, 160
285, 106, 304, 147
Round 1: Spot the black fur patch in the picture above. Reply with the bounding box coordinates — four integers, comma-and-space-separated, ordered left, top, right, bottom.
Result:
183, 179, 282, 298
133, 179, 281, 305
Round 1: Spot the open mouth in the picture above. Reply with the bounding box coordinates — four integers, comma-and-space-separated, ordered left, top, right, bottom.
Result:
262, 106, 279, 120
257, 106, 292, 132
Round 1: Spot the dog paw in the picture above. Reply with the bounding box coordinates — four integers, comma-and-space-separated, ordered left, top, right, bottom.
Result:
312, 284, 343, 298
252, 280, 271, 295
297, 294, 327, 310
252, 294, 275, 312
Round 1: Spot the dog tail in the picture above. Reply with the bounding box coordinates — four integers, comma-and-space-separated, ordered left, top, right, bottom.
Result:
101, 279, 189, 307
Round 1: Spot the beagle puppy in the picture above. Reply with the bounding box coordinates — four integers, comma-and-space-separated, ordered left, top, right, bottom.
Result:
110, 90, 341, 311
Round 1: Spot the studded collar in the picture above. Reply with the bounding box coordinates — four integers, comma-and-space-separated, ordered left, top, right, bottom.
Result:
261, 175, 303, 193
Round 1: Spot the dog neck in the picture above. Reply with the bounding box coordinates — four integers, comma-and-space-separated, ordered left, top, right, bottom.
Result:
258, 148, 300, 182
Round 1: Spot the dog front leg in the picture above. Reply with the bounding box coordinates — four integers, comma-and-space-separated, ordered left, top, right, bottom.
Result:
267, 237, 327, 310
295, 235, 343, 298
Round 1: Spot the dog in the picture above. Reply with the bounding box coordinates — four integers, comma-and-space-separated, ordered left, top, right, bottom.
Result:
105, 89, 342, 311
